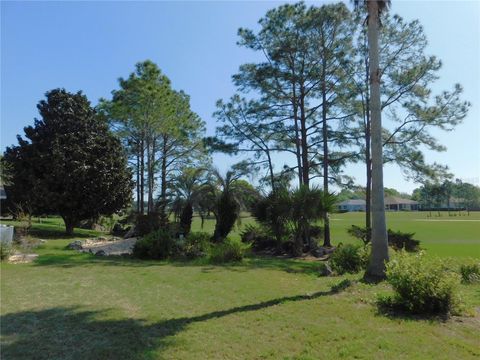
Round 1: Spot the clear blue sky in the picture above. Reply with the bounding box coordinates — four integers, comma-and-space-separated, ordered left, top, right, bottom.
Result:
1, 1, 479, 193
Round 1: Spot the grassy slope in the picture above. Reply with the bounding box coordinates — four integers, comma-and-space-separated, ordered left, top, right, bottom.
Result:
1, 212, 479, 359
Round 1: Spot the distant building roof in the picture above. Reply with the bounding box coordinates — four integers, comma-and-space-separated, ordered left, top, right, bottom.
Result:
338, 199, 366, 206
384, 196, 418, 205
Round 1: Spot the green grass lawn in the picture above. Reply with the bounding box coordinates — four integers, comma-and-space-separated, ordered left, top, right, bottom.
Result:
1, 212, 479, 359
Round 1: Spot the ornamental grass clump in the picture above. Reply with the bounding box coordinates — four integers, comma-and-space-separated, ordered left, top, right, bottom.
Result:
459, 262, 480, 284
380, 251, 461, 315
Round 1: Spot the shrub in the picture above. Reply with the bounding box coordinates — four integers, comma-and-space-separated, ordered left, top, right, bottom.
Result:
329, 244, 368, 274
387, 230, 420, 252
132, 229, 175, 260
180, 232, 211, 259
459, 262, 480, 284
209, 237, 251, 263
347, 225, 370, 245
240, 224, 277, 251
381, 252, 461, 315
135, 213, 161, 237
0, 242, 13, 261
347, 225, 420, 252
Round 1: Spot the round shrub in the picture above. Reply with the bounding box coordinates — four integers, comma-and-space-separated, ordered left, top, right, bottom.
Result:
383, 252, 461, 315
132, 229, 175, 260
329, 244, 368, 274
181, 232, 211, 259
209, 237, 251, 263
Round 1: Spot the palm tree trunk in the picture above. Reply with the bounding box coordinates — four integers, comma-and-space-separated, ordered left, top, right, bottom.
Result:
365, 0, 389, 280
364, 51, 372, 241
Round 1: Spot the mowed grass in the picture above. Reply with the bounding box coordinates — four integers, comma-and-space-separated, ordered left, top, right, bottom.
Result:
192, 210, 480, 258
1, 212, 479, 359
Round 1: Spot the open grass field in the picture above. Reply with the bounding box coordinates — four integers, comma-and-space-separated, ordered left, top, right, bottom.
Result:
1, 212, 479, 359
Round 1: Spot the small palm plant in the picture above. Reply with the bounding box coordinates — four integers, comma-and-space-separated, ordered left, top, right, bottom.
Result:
209, 168, 251, 243
252, 185, 337, 256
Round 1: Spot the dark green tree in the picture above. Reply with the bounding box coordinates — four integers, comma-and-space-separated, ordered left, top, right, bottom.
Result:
3, 89, 133, 235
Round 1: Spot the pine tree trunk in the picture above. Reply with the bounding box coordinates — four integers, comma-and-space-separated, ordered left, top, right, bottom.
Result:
266, 150, 276, 192
159, 134, 168, 226
140, 136, 145, 215
299, 87, 309, 187
146, 135, 152, 214
365, 0, 389, 280
321, 63, 331, 247
292, 82, 303, 187
136, 145, 141, 214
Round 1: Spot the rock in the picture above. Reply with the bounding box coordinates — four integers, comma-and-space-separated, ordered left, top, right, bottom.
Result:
97, 236, 107, 241
95, 250, 107, 256
67, 240, 83, 250
124, 226, 136, 239
319, 263, 333, 276
324, 246, 336, 255
8, 253, 39, 264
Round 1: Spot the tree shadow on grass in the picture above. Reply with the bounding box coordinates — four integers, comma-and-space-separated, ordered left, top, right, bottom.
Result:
1, 280, 351, 360
32, 252, 325, 277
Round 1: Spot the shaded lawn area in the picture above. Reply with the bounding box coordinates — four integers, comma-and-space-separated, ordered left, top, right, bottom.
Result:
1, 213, 479, 359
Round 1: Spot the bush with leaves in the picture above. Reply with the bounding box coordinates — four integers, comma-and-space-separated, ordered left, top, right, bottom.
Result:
240, 224, 277, 251
135, 213, 162, 237
209, 237, 251, 263
180, 232, 211, 259
0, 242, 13, 261
388, 230, 420, 252
329, 243, 369, 274
132, 229, 175, 260
459, 262, 480, 284
379, 252, 461, 315
347, 225, 420, 252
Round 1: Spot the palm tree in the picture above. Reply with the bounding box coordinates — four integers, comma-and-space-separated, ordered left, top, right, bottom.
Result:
289, 186, 337, 255
210, 168, 249, 242
173, 168, 206, 236
355, 0, 390, 279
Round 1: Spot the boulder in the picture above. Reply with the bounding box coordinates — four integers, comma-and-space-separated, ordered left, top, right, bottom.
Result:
124, 226, 137, 239
319, 263, 333, 276
67, 240, 83, 250
95, 249, 107, 257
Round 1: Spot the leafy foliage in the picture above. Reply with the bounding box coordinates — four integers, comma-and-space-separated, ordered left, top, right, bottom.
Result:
240, 224, 277, 251
180, 232, 211, 259
209, 237, 251, 263
387, 230, 420, 252
0, 241, 13, 261
329, 244, 369, 274
3, 89, 133, 234
380, 252, 461, 315
132, 229, 175, 260
251, 186, 336, 255
348, 225, 420, 252
135, 213, 161, 237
